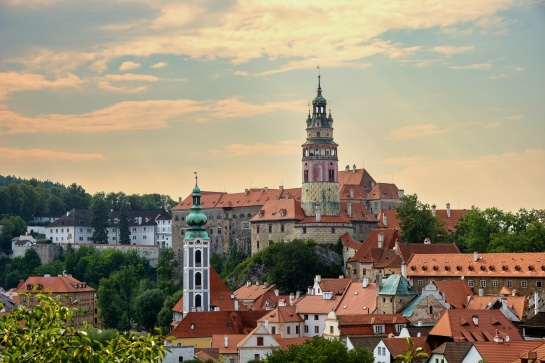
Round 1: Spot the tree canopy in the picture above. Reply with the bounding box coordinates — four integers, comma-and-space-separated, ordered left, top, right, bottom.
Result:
266, 336, 373, 363
396, 194, 447, 243
0, 293, 166, 363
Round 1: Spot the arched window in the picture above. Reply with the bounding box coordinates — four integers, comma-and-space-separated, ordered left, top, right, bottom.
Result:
195, 272, 202, 287
195, 250, 202, 266
195, 294, 202, 307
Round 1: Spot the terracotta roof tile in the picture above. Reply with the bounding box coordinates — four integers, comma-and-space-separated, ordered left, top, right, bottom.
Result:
429, 310, 523, 342
431, 342, 474, 363
408, 252, 545, 278
211, 334, 247, 354
374, 249, 402, 269
466, 295, 527, 321
396, 242, 460, 264
318, 278, 352, 296
473, 341, 545, 363
377, 210, 401, 229
275, 336, 312, 350
340, 232, 363, 251
432, 280, 474, 309
233, 283, 276, 302
348, 228, 401, 263
434, 209, 470, 232
367, 183, 400, 201
382, 336, 431, 357
335, 281, 377, 316
338, 168, 375, 190
167, 310, 268, 339
257, 306, 303, 324
249, 199, 305, 222
16, 275, 95, 294
295, 295, 341, 314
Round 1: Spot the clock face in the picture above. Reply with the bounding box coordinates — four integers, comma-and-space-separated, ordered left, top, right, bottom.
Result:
195, 239, 202, 245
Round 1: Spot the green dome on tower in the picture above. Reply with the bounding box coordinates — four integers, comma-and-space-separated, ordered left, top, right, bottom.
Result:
184, 173, 209, 240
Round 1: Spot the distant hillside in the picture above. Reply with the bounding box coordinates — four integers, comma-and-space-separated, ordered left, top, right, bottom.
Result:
0, 175, 65, 189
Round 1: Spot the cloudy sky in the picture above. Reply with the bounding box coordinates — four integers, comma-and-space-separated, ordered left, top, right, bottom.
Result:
1, 0, 544, 212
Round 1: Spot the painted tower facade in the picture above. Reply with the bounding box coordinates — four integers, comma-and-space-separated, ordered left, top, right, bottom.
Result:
301, 75, 340, 217
182, 175, 211, 314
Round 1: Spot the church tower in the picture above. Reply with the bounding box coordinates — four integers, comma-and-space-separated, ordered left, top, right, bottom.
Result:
182, 174, 211, 314
301, 75, 340, 217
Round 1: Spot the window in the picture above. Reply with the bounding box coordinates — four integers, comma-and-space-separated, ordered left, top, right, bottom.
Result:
268, 225, 272, 233
373, 325, 384, 334
287, 326, 291, 334
480, 280, 486, 288
314, 326, 319, 334
507, 280, 513, 288
257, 337, 264, 346
468, 280, 474, 288
241, 222, 250, 230
303, 227, 307, 234
314, 315, 318, 320
143, 235, 147, 239
209, 228, 213, 234
178, 357, 184, 363
331, 227, 335, 233
304, 314, 308, 320
330, 326, 334, 334
271, 327, 276, 334
217, 227, 222, 234
281, 224, 284, 233
537, 281, 543, 288
304, 325, 309, 333
257, 241, 260, 249
132, 236, 136, 240
417, 280, 423, 286
257, 226, 260, 233
195, 272, 202, 287
493, 280, 499, 288
296, 325, 299, 335
521, 281, 528, 288
254, 354, 260, 361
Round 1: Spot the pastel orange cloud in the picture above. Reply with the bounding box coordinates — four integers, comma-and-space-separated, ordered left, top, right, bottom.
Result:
387, 124, 450, 140
0, 147, 104, 165
0, 72, 82, 99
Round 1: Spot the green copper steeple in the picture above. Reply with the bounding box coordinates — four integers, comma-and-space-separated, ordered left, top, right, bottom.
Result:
184, 173, 209, 240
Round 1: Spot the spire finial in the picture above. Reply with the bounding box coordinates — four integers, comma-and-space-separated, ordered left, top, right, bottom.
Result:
317, 66, 321, 90
194, 171, 198, 186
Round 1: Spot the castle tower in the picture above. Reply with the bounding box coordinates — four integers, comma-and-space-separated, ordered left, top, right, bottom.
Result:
182, 174, 211, 314
301, 75, 340, 216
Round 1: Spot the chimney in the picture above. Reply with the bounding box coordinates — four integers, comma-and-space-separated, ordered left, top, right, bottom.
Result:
353, 164, 356, 173
279, 185, 284, 190
274, 289, 279, 297
264, 282, 269, 288
244, 189, 249, 195
474, 251, 478, 262
179, 197, 182, 203
479, 288, 484, 297
289, 293, 295, 306
363, 277, 369, 288
401, 264, 407, 278
347, 201, 352, 217
255, 281, 259, 286
265, 319, 269, 330
432, 204, 436, 216
376, 273, 382, 288
345, 165, 350, 171
398, 189, 404, 198
382, 213, 387, 226
308, 286, 313, 295
315, 275, 321, 283
66, 211, 70, 217
446, 203, 451, 218
472, 315, 479, 326
234, 300, 239, 311
296, 290, 301, 299
315, 203, 321, 223
247, 281, 251, 287
377, 233, 384, 248
224, 336, 228, 348
424, 238, 431, 244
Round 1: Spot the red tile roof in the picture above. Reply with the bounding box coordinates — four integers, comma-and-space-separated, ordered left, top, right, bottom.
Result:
257, 306, 303, 324
16, 275, 95, 294
295, 295, 341, 315
335, 281, 377, 316
249, 199, 305, 222
234, 283, 277, 303
348, 228, 401, 263
318, 278, 352, 296
473, 341, 545, 363
432, 280, 474, 309
211, 334, 247, 354
374, 249, 402, 269
377, 210, 401, 229
167, 310, 268, 339
337, 314, 409, 336
407, 253, 545, 278
340, 232, 363, 251
275, 336, 312, 350
396, 242, 460, 264
382, 336, 432, 357
429, 309, 523, 342
173, 188, 302, 211
466, 295, 527, 321
367, 183, 400, 201
338, 168, 375, 190
434, 209, 470, 232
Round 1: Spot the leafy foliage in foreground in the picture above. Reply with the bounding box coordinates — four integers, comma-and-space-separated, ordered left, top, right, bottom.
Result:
0, 293, 166, 363
266, 336, 373, 363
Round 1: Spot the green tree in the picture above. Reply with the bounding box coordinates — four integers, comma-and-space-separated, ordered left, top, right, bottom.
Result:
133, 288, 165, 332
396, 194, 447, 243
0, 215, 28, 251
0, 293, 166, 363
157, 290, 183, 333
91, 193, 110, 244
97, 266, 139, 330
393, 337, 430, 363
266, 336, 373, 363
119, 202, 131, 244
156, 248, 179, 294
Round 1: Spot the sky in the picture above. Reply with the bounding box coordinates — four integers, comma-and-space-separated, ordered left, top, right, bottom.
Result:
1, 0, 544, 213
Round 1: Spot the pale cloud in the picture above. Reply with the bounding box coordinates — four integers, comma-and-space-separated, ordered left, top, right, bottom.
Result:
102, 73, 159, 82
211, 140, 301, 157
5, 0, 515, 74
0, 147, 104, 164
234, 70, 249, 77
432, 45, 474, 55
381, 149, 545, 212
119, 61, 141, 71
449, 63, 492, 70
0, 72, 82, 99
151, 62, 167, 69
387, 124, 450, 140
0, 98, 303, 135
